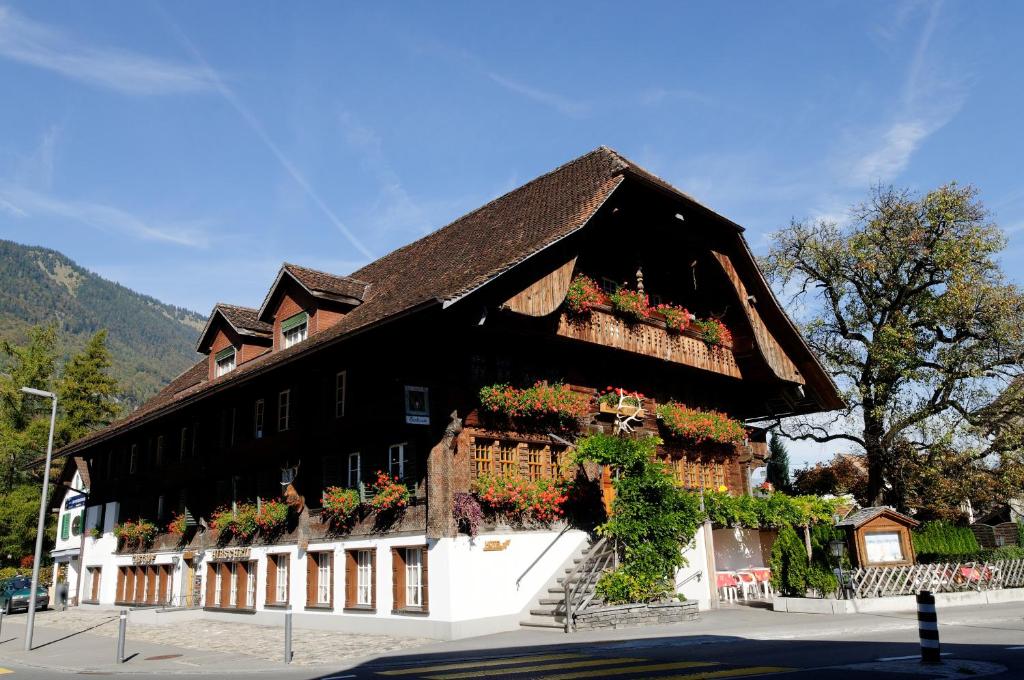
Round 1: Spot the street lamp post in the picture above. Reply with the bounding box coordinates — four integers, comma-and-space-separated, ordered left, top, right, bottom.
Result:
20, 386, 58, 652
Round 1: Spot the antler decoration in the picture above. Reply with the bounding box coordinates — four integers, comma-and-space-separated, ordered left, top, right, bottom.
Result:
614, 388, 644, 435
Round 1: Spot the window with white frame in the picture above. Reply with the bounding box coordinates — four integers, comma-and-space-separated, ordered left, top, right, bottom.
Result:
317, 552, 331, 605
335, 371, 347, 418
246, 561, 256, 607
388, 444, 406, 481
281, 312, 308, 348
276, 557, 288, 603
347, 452, 361, 488
405, 548, 423, 607
278, 390, 290, 432
356, 550, 372, 606
215, 347, 236, 377
229, 562, 238, 606
165, 569, 173, 603
213, 566, 222, 605
254, 400, 265, 438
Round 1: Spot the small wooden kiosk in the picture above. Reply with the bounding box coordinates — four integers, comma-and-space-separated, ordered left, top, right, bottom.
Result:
837, 506, 919, 567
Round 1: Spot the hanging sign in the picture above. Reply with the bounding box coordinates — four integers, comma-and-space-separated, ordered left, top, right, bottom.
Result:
65, 495, 86, 509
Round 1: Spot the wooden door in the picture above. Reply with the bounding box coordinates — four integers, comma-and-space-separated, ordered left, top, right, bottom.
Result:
601, 465, 615, 516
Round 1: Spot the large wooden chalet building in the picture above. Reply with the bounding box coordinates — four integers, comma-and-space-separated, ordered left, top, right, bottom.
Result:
51, 147, 839, 637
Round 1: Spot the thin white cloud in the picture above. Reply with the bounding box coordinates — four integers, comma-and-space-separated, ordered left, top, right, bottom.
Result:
486, 72, 589, 117
0, 5, 215, 95
843, 1, 966, 186
0, 196, 26, 217
638, 87, 713, 107
0, 185, 210, 247
154, 7, 375, 261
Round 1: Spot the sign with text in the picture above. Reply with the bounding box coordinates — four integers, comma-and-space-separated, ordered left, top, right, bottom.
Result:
210, 547, 251, 562
132, 554, 157, 565
65, 494, 86, 509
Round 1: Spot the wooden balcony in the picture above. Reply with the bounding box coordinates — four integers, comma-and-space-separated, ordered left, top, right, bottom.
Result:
556, 307, 742, 379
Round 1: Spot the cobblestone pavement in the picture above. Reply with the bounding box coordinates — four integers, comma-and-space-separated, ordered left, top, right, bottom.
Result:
30, 608, 432, 666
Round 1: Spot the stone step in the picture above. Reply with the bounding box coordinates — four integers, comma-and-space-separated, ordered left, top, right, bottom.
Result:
530, 608, 566, 618
519, 618, 565, 630
548, 586, 565, 594
538, 597, 564, 605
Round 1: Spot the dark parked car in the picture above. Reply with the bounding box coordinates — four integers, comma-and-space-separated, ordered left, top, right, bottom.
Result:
0, 576, 49, 614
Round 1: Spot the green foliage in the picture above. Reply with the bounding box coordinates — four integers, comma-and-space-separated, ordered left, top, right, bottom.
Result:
766, 436, 791, 492
770, 524, 809, 596
56, 330, 119, 445
576, 434, 702, 604
0, 325, 58, 489
0, 485, 42, 563
701, 490, 838, 528
912, 520, 981, 557
655, 402, 746, 445
763, 185, 1024, 511
0, 239, 204, 410
608, 287, 650, 322
1018, 521, 1024, 548
806, 564, 838, 597
916, 545, 1024, 564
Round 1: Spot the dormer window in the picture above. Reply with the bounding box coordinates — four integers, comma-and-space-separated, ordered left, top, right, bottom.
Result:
281, 312, 308, 348
215, 347, 237, 377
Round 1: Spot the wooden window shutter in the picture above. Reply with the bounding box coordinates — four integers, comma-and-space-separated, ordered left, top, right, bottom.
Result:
391, 548, 405, 611
116, 568, 125, 603
421, 546, 430, 612
370, 550, 376, 609
238, 561, 248, 609
306, 552, 316, 607
266, 555, 276, 604
344, 551, 356, 608
220, 562, 231, 608
205, 564, 215, 607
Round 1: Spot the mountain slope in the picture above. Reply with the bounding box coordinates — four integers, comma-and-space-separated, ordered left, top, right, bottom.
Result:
0, 239, 204, 408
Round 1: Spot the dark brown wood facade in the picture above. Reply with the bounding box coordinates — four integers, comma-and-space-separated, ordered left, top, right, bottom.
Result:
60, 150, 838, 550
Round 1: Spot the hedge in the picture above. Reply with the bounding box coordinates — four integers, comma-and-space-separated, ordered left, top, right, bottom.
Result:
912, 520, 980, 558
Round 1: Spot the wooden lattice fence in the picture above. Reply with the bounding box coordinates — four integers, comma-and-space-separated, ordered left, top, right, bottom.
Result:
849, 559, 1024, 598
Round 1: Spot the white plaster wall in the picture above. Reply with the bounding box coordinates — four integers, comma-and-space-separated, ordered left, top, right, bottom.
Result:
76, 526, 588, 639
674, 523, 712, 610
712, 527, 767, 570
432, 529, 588, 623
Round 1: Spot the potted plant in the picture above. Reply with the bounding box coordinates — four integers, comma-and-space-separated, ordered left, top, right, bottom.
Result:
565, 274, 605, 315
321, 487, 360, 528
655, 401, 746, 445
656, 304, 692, 333
598, 386, 644, 416
478, 381, 591, 427
167, 512, 188, 537
609, 287, 650, 322
368, 471, 411, 513
693, 318, 733, 348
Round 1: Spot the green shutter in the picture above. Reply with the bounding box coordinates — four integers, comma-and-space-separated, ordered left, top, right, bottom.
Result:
61, 513, 70, 540
280, 312, 308, 333
215, 346, 235, 362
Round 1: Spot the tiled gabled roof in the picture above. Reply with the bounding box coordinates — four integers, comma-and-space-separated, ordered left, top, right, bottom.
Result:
283, 263, 370, 301
218, 304, 272, 335
51, 146, 841, 459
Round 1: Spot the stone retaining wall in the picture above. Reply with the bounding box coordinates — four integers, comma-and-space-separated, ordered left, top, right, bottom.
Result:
574, 600, 699, 631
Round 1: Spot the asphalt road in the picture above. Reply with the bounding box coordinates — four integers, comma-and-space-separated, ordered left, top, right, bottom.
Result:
0, 603, 1020, 678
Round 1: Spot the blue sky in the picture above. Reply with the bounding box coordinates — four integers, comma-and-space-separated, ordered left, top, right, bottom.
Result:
1, 2, 1022, 465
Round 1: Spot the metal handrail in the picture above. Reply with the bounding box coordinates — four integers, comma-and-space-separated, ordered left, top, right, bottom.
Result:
516, 524, 572, 589
676, 570, 703, 589
562, 536, 617, 632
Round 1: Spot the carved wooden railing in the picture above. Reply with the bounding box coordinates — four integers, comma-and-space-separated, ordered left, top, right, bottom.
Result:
563, 536, 617, 632
556, 308, 742, 379
849, 559, 1024, 598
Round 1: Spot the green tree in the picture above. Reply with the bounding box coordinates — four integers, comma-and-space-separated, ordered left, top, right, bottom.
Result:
764, 184, 1024, 509
0, 485, 43, 565
0, 325, 58, 490
770, 524, 809, 596
57, 330, 120, 445
766, 435, 792, 492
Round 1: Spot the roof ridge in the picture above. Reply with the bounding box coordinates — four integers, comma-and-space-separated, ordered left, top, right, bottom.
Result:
352, 146, 623, 280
